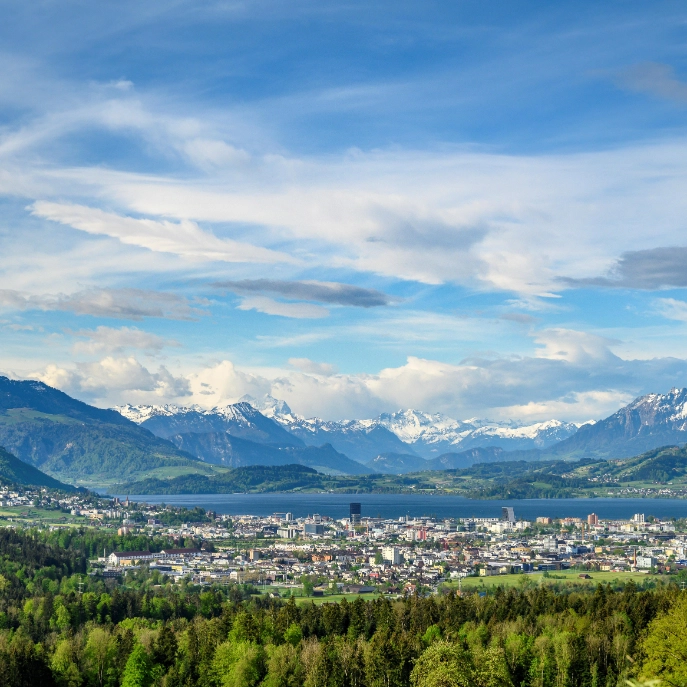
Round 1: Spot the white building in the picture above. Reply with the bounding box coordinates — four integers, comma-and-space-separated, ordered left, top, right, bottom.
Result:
636, 555, 657, 569
382, 546, 403, 565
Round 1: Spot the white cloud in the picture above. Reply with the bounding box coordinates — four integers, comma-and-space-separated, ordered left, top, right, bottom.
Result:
492, 390, 634, 424
31, 201, 292, 264
35, 136, 687, 296
237, 296, 329, 319
533, 328, 618, 364
70, 326, 178, 354
6, 82, 687, 298
187, 360, 272, 407
288, 358, 338, 375
32, 356, 190, 405
182, 139, 251, 168
23, 344, 687, 424
0, 287, 205, 320
654, 298, 687, 322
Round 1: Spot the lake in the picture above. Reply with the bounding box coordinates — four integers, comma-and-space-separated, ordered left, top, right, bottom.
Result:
119, 493, 687, 521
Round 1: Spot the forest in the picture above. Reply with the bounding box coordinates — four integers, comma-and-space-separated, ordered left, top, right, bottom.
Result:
0, 528, 685, 687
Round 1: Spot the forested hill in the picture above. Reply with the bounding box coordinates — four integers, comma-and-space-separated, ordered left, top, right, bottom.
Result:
0, 377, 205, 487
121, 447, 687, 498
121, 463, 367, 494
0, 376, 130, 425
0, 446, 71, 490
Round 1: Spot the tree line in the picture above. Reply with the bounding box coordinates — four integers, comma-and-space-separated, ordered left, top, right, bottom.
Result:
0, 528, 685, 687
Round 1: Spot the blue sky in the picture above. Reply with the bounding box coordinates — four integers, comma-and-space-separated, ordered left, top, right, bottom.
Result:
4, 0, 687, 421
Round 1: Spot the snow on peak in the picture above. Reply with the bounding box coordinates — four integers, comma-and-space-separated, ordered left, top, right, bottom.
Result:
114, 398, 579, 452
114, 403, 203, 423
239, 394, 293, 418
624, 387, 687, 425
114, 401, 266, 425
377, 409, 478, 444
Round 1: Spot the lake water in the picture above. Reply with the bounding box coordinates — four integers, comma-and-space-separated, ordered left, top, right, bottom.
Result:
119, 493, 687, 521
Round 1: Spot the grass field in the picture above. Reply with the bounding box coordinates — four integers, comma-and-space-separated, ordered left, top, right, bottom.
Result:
0, 505, 93, 526
295, 593, 384, 605
443, 569, 660, 590
266, 586, 385, 605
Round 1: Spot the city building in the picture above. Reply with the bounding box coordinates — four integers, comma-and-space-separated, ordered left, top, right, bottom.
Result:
382, 546, 403, 565
587, 513, 599, 525
636, 555, 656, 569
502, 507, 516, 523
350, 502, 362, 525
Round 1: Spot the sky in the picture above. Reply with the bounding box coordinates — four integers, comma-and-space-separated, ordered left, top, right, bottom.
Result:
3, 1, 687, 422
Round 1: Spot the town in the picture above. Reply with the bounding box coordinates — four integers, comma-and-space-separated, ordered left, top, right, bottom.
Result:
0, 485, 684, 597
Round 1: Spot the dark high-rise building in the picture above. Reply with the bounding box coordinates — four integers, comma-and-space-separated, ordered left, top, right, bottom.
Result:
501, 507, 515, 523
350, 502, 361, 525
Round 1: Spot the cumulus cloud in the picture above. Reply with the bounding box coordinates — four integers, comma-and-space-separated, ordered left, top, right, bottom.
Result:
26, 344, 687, 423
215, 279, 392, 307
69, 326, 178, 354
31, 201, 292, 264
161, 344, 687, 423
0, 287, 204, 320
493, 390, 634, 424
32, 357, 191, 405
563, 247, 687, 290
187, 360, 272, 406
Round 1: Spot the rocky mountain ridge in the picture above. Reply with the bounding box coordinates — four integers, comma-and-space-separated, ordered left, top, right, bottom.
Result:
118, 395, 581, 463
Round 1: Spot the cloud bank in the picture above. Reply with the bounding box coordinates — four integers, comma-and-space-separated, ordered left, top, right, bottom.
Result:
27, 328, 687, 424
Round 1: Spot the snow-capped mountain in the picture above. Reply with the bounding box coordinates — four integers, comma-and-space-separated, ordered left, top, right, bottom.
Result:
115, 397, 582, 463
112, 387, 687, 472
116, 403, 204, 424
549, 387, 687, 459
237, 396, 418, 462
377, 411, 579, 456
238, 395, 293, 419
114, 401, 303, 447
443, 418, 582, 453
262, 404, 579, 459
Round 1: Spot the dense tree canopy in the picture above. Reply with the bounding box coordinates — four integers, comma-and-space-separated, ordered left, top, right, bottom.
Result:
0, 528, 683, 687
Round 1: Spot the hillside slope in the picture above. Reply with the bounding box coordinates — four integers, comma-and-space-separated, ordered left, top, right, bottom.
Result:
547, 388, 687, 460
169, 431, 372, 474
0, 446, 71, 490
0, 377, 203, 486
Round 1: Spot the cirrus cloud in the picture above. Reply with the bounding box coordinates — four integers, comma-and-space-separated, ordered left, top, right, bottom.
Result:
0, 287, 206, 320
31, 201, 293, 264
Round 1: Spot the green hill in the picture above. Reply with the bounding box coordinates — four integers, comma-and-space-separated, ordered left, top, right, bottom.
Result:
121, 463, 331, 494
575, 444, 687, 482
0, 446, 71, 490
0, 377, 207, 487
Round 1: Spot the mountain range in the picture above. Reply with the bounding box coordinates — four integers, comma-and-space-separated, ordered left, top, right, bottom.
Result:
239, 396, 581, 458
2, 375, 687, 489
114, 388, 687, 476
